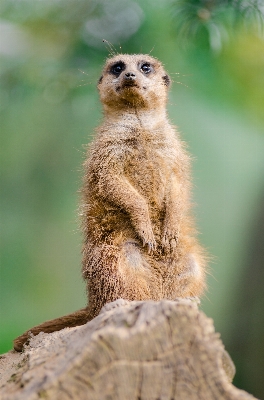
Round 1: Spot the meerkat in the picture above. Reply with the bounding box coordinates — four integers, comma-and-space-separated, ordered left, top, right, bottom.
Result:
14, 54, 207, 352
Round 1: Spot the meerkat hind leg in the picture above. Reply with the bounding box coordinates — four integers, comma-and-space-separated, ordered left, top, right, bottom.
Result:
121, 240, 149, 268
177, 254, 202, 279
117, 240, 160, 300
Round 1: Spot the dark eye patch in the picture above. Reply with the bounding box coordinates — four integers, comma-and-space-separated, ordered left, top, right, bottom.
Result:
140, 62, 153, 74
110, 61, 126, 76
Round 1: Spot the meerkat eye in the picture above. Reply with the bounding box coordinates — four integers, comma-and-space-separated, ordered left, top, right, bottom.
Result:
110, 62, 125, 76
140, 63, 153, 74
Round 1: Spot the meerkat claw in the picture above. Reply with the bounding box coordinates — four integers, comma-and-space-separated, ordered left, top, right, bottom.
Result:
147, 241, 156, 254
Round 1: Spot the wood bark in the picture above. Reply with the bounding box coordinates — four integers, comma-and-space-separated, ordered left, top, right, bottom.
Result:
0, 299, 258, 400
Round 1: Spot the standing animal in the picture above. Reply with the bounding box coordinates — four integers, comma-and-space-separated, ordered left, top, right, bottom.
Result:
14, 54, 207, 352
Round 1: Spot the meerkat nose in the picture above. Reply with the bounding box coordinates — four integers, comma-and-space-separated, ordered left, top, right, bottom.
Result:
124, 72, 136, 80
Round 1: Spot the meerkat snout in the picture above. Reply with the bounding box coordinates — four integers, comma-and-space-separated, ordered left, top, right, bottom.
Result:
124, 72, 136, 80
122, 71, 137, 88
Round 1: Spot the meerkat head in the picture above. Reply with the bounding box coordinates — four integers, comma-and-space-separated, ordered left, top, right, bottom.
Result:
97, 54, 171, 111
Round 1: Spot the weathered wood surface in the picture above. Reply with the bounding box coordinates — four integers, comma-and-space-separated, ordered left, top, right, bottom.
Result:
0, 300, 257, 400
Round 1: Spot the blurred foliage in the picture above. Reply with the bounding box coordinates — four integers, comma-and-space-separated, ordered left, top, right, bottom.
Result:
170, 0, 264, 51
1, 0, 264, 398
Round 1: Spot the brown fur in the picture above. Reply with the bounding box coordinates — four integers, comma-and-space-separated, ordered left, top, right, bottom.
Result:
14, 54, 207, 352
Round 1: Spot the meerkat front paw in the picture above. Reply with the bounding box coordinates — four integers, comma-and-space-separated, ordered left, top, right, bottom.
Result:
137, 221, 157, 254
161, 227, 179, 254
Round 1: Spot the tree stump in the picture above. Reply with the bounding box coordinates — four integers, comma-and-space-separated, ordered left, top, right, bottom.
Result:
0, 299, 257, 400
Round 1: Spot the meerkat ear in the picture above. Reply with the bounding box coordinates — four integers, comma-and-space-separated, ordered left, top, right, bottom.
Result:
98, 76, 103, 84
162, 74, 171, 87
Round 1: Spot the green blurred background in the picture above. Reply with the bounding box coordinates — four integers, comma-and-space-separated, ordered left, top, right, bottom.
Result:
1, 0, 264, 397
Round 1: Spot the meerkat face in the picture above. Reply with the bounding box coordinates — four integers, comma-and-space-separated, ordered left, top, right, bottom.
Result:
98, 54, 171, 110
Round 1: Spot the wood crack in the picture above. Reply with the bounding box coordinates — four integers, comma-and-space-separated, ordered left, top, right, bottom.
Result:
0, 300, 257, 400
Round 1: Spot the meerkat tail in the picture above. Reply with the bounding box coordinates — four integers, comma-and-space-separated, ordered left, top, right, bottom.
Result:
13, 307, 90, 352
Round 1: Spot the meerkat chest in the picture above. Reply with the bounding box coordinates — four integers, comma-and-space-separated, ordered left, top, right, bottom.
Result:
123, 134, 178, 203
